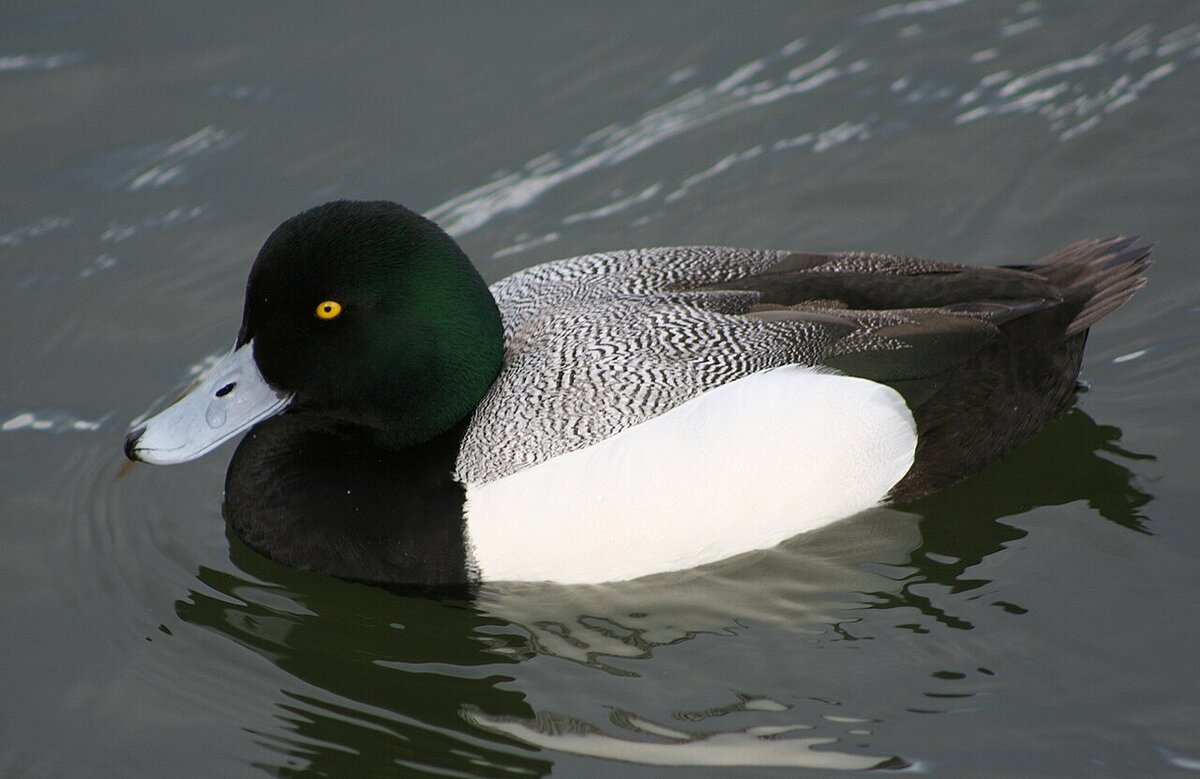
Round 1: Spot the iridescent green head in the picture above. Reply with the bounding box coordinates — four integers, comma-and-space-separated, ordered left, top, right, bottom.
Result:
126, 200, 504, 463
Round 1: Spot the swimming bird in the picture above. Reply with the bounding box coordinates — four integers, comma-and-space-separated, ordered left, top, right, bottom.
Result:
124, 200, 1150, 587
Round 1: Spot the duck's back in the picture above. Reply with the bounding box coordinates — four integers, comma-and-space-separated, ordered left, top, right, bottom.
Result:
456, 239, 1150, 501
458, 246, 898, 483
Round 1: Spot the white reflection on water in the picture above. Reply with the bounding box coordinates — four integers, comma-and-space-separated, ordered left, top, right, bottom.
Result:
100, 205, 209, 243
429, 14, 1200, 252
464, 707, 900, 770
116, 126, 240, 192
0, 215, 74, 246
426, 39, 858, 237
862, 0, 977, 23
0, 52, 86, 72
1, 410, 109, 432
954, 23, 1200, 140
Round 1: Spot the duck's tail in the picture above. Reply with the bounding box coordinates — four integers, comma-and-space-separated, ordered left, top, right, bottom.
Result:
1024, 236, 1153, 336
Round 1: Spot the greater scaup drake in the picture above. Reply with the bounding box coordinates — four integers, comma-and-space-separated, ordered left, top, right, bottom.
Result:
125, 200, 1150, 586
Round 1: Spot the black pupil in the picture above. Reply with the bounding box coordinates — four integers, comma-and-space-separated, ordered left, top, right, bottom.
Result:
215, 382, 236, 398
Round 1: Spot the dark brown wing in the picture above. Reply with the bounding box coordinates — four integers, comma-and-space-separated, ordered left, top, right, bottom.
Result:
694, 239, 1151, 502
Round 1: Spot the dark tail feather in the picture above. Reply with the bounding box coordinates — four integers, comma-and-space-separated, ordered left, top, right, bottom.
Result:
1026, 236, 1153, 336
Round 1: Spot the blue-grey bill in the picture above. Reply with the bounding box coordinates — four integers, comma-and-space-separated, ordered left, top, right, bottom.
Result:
126, 340, 292, 464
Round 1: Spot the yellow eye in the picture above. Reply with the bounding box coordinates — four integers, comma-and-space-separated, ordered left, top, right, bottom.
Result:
315, 300, 343, 320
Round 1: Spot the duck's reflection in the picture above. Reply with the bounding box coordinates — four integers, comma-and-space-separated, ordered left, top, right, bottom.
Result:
175, 406, 1151, 774
176, 540, 550, 777
864, 408, 1154, 630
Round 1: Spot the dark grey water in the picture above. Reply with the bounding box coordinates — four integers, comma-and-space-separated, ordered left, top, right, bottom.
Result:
3, 1, 1199, 775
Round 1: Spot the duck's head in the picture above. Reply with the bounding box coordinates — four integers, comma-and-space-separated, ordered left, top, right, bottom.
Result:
125, 200, 504, 464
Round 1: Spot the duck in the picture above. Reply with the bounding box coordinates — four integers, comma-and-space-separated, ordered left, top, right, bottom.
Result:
124, 200, 1150, 587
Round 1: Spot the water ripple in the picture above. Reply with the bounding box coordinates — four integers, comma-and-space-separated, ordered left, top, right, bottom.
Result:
862, 0, 976, 24
426, 38, 856, 237
100, 204, 210, 243
0, 409, 110, 433
424, 9, 1199, 256
0, 215, 73, 246
955, 24, 1198, 140
0, 51, 86, 73
463, 707, 907, 770
80, 126, 241, 192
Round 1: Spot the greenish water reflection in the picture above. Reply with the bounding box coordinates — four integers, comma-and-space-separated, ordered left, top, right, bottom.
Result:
177, 540, 549, 776
867, 408, 1154, 631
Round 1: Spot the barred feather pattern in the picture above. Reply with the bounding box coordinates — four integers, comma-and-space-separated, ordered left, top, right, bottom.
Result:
454, 246, 942, 485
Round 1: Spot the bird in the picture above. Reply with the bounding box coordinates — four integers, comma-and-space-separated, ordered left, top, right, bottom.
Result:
124, 199, 1150, 588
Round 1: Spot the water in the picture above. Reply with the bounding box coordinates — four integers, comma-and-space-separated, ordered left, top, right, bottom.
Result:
3, 1, 1199, 775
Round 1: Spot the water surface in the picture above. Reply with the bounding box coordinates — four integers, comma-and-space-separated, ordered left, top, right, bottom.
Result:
3, 1, 1199, 775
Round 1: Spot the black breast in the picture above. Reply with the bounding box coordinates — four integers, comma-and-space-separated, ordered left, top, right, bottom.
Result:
223, 415, 472, 589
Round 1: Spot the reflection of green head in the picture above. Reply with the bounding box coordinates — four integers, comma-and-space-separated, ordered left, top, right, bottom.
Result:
236, 200, 504, 446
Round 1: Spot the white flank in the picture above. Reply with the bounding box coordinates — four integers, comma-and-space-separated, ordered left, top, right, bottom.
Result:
465, 366, 917, 584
